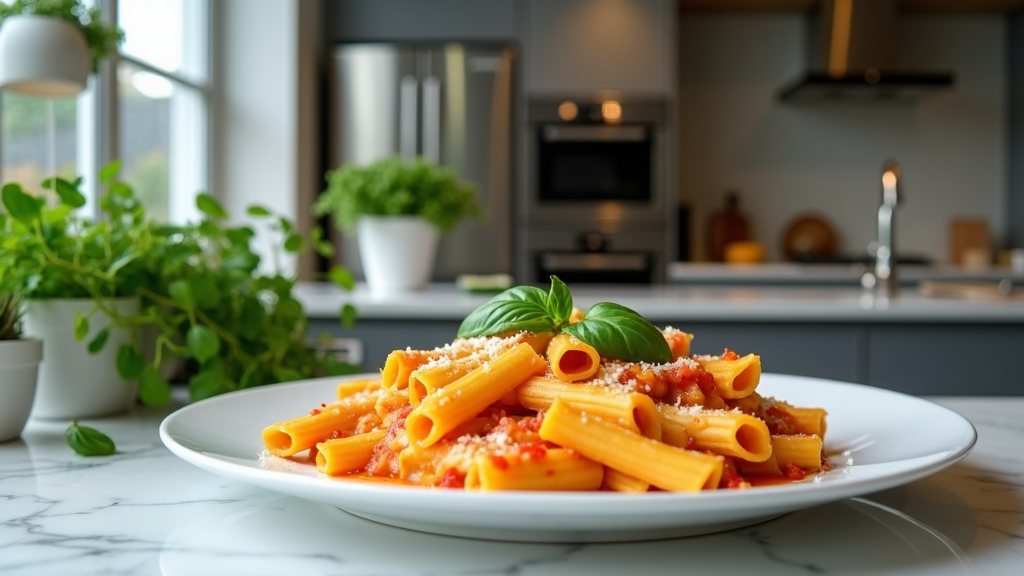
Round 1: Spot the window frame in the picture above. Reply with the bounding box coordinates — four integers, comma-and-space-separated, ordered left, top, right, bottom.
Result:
79, 0, 213, 221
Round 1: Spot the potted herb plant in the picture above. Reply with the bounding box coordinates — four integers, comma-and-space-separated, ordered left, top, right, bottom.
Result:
0, 292, 43, 442
0, 168, 148, 419
0, 0, 124, 74
313, 156, 483, 294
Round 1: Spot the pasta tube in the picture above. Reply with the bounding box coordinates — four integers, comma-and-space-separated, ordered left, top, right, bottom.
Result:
771, 434, 823, 471
408, 357, 479, 405
657, 404, 772, 462
337, 378, 382, 400
316, 430, 387, 475
787, 407, 828, 437
465, 448, 604, 491
539, 399, 723, 492
601, 467, 650, 493
698, 354, 761, 399
262, 389, 381, 457
546, 334, 601, 382
405, 343, 547, 448
518, 376, 661, 440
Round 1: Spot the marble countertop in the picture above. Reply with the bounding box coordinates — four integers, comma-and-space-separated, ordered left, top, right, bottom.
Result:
295, 282, 1024, 323
2, 395, 1022, 576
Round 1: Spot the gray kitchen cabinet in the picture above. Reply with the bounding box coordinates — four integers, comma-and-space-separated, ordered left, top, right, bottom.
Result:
311, 318, 1021, 395
522, 0, 676, 95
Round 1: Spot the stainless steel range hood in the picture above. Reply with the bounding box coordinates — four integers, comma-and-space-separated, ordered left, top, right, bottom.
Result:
779, 0, 954, 102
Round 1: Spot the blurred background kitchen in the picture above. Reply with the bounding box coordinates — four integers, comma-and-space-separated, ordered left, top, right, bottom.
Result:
3, 0, 1024, 393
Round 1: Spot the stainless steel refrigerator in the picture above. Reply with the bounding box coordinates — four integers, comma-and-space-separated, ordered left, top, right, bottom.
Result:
328, 43, 515, 281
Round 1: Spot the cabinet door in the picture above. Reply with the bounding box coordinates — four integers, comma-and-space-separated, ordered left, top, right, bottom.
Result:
523, 0, 675, 95
868, 325, 1024, 395
682, 323, 867, 384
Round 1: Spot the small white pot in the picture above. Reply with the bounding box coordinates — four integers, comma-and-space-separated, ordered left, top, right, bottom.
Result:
0, 338, 42, 442
357, 216, 440, 294
23, 298, 140, 420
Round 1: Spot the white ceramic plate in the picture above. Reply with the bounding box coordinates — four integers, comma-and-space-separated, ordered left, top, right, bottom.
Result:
160, 373, 976, 543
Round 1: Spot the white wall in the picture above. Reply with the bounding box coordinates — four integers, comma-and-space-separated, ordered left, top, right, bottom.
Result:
679, 15, 1006, 263
212, 0, 314, 275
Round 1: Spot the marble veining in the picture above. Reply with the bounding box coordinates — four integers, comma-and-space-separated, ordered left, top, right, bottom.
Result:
1, 397, 1022, 575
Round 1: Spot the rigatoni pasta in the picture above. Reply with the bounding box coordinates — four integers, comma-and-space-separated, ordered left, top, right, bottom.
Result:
261, 293, 829, 492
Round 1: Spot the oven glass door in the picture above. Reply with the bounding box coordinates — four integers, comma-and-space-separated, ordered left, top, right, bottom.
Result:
537, 124, 651, 202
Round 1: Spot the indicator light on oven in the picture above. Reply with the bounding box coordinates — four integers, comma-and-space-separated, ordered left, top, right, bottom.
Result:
558, 101, 579, 121
601, 100, 622, 123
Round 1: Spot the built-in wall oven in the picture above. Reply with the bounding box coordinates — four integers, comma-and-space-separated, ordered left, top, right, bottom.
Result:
517, 99, 672, 284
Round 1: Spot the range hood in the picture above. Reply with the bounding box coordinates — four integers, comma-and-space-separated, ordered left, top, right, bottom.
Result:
779, 0, 954, 102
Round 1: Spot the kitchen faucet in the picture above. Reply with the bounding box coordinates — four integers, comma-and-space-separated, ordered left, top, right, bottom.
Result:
875, 161, 901, 297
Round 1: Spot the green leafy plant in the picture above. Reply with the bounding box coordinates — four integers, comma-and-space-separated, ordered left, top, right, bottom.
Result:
313, 156, 483, 233
457, 276, 671, 364
0, 168, 153, 359
1, 163, 357, 408
66, 419, 115, 456
0, 0, 125, 71
0, 292, 23, 340
129, 190, 358, 403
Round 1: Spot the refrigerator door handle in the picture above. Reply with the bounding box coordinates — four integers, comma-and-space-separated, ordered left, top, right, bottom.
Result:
399, 75, 418, 162
422, 75, 441, 164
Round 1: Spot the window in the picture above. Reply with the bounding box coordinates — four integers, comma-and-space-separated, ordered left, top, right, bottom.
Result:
0, 0, 210, 223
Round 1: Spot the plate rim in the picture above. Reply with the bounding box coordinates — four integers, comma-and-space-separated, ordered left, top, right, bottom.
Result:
158, 373, 977, 534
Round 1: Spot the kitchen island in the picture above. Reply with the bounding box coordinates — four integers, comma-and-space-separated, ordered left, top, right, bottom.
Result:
1, 395, 1021, 575
298, 282, 1024, 395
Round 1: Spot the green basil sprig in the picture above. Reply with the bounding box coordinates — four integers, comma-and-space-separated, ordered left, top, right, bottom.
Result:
66, 420, 116, 456
457, 276, 671, 364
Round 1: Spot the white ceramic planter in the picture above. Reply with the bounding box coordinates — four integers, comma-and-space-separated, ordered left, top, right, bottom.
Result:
0, 15, 90, 96
23, 298, 140, 420
0, 338, 42, 442
358, 216, 440, 294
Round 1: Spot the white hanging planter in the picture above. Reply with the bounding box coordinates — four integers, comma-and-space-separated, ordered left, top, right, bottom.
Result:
357, 216, 440, 295
0, 15, 90, 96
23, 298, 140, 420
0, 338, 43, 442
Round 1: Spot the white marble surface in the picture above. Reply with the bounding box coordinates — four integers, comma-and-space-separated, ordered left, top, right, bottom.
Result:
666, 262, 1024, 286
295, 281, 1024, 323
1, 395, 1022, 576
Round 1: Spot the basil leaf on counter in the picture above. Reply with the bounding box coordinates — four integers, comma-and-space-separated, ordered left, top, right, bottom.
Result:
457, 285, 553, 338
545, 276, 573, 327
66, 420, 116, 456
562, 302, 672, 364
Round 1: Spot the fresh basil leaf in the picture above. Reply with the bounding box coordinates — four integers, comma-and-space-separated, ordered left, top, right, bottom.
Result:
74, 312, 89, 341
139, 366, 172, 407
196, 193, 228, 220
99, 160, 122, 184
66, 420, 116, 456
275, 367, 305, 382
341, 303, 357, 329
2, 183, 43, 224
189, 369, 228, 402
546, 275, 573, 326
328, 266, 355, 291
562, 302, 671, 364
283, 233, 303, 253
246, 205, 271, 217
41, 177, 86, 208
168, 279, 195, 307
186, 325, 220, 363
87, 328, 110, 354
116, 344, 145, 379
457, 285, 553, 338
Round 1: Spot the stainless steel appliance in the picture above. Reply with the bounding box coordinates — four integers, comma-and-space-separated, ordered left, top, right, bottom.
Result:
517, 98, 672, 283
328, 43, 514, 280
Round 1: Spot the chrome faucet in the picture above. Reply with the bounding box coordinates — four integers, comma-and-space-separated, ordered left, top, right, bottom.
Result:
875, 161, 901, 297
